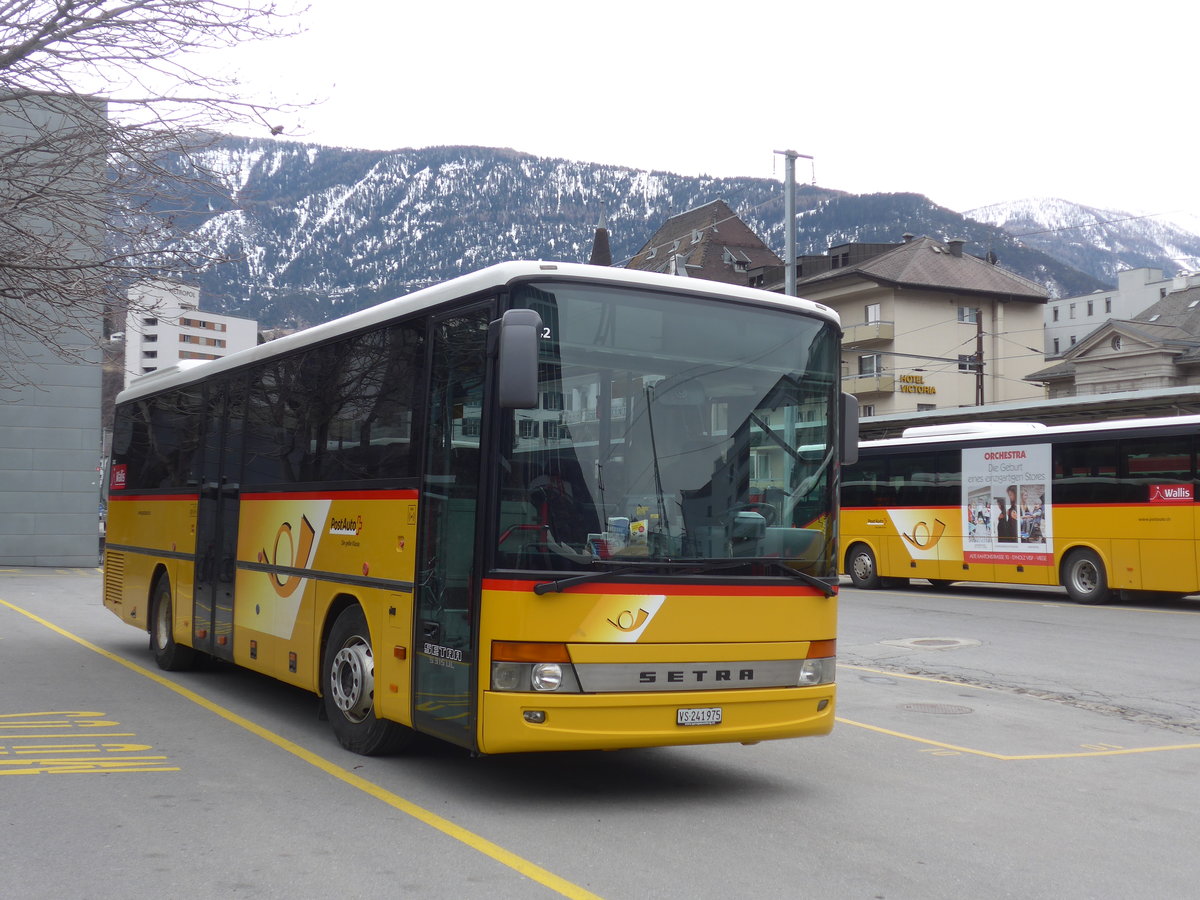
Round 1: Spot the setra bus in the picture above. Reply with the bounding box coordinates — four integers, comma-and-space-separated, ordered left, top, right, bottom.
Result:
103, 261, 857, 755
841, 415, 1200, 604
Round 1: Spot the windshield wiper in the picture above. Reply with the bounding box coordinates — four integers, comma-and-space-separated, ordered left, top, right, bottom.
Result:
761, 561, 838, 597
532, 559, 748, 595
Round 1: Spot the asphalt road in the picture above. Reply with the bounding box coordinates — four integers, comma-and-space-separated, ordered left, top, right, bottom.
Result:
3, 569, 1199, 899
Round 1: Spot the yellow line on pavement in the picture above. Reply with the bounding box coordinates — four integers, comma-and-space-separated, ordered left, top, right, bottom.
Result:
836, 716, 1200, 760
0, 597, 602, 900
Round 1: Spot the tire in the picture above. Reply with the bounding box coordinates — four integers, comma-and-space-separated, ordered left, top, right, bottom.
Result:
847, 543, 881, 589
1061, 549, 1113, 605
322, 606, 413, 755
150, 575, 198, 671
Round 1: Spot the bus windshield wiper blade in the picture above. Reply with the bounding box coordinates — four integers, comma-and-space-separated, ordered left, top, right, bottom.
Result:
532, 559, 748, 595
762, 561, 838, 597
533, 563, 652, 595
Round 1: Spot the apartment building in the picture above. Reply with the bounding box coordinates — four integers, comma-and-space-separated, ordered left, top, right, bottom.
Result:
122, 280, 258, 387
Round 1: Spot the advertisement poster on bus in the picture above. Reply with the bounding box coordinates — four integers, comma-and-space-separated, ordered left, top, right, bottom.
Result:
962, 443, 1053, 566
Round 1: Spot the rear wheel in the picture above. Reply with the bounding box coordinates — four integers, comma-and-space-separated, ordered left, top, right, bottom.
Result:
847, 543, 881, 589
150, 575, 198, 671
1062, 549, 1113, 605
322, 605, 413, 755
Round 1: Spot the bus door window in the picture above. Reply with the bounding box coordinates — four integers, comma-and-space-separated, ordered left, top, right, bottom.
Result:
195, 376, 244, 661
413, 305, 490, 746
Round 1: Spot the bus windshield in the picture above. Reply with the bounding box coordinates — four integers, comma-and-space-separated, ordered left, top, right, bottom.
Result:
495, 281, 840, 574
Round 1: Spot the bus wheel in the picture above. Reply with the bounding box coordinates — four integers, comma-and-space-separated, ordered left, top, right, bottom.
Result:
323, 606, 412, 755
150, 575, 198, 671
847, 544, 881, 589
1062, 549, 1113, 605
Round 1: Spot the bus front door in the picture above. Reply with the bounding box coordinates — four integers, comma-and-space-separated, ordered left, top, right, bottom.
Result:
412, 305, 490, 748
193, 377, 244, 662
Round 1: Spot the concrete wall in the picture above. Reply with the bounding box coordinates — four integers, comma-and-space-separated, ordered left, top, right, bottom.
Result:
0, 92, 105, 566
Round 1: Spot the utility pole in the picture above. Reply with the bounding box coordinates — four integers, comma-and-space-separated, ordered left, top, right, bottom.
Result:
774, 149, 813, 297
975, 308, 985, 406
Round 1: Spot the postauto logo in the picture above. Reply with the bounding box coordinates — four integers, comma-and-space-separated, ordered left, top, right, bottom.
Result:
329, 514, 363, 536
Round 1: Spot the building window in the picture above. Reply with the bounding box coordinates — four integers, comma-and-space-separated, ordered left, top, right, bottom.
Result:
1160, 288, 1167, 299
865, 302, 881, 324
958, 306, 978, 323
461, 418, 482, 437
542, 391, 564, 410
860, 404, 875, 417
1087, 299, 1094, 316
858, 354, 882, 376
1069, 303, 1076, 319
1111, 335, 1122, 351
958, 354, 979, 372
1070, 335, 1077, 346
1052, 306, 1059, 322
142, 317, 157, 326
518, 419, 539, 439
1053, 338, 1060, 354
143, 334, 157, 343
142, 350, 157, 359
1105, 297, 1113, 312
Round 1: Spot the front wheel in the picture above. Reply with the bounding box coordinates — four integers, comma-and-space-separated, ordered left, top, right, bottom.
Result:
322, 606, 413, 755
150, 575, 198, 671
847, 543, 881, 589
1061, 549, 1113, 605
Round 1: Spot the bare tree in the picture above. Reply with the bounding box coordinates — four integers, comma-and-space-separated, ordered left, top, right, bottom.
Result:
0, 0, 308, 387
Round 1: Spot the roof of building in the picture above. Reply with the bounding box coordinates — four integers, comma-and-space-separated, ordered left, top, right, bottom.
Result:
626, 199, 782, 285
796, 235, 1048, 302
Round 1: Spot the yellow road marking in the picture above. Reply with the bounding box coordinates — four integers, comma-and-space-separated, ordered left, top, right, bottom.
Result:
842, 663, 994, 690
0, 597, 601, 900
836, 715, 1200, 759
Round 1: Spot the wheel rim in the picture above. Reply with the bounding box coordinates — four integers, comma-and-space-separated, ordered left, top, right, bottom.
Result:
852, 551, 874, 582
330, 636, 375, 723
1072, 560, 1099, 595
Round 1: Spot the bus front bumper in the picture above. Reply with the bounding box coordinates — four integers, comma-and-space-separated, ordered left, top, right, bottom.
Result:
477, 684, 835, 754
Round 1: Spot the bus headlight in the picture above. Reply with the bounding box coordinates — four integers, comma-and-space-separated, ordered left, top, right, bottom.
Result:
531, 663, 563, 691
798, 658, 836, 686
492, 662, 524, 691
490, 642, 581, 693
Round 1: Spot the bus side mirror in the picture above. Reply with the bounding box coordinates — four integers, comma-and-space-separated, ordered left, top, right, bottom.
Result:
840, 392, 860, 466
496, 308, 543, 409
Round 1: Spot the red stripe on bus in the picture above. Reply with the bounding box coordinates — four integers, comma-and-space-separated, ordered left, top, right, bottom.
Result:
241, 489, 419, 501
108, 493, 199, 502
482, 578, 830, 597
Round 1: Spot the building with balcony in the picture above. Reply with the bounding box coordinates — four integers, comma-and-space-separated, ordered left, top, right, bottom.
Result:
777, 235, 1049, 416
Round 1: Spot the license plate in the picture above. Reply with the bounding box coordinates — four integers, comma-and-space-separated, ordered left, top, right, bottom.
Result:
677, 706, 722, 726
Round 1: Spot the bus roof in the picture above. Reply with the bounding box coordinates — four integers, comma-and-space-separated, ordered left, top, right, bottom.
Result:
116, 260, 841, 405
862, 413, 1200, 450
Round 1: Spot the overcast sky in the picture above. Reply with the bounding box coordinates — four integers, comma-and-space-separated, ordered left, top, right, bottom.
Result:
216, 0, 1197, 225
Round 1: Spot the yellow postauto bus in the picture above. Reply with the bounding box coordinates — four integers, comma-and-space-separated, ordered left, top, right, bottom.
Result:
104, 261, 857, 755
841, 416, 1200, 604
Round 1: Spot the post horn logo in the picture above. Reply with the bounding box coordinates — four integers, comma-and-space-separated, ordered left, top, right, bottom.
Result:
902, 518, 947, 551
259, 515, 317, 598
607, 608, 650, 632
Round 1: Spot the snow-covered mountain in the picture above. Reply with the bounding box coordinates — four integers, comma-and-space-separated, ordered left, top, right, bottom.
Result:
967, 198, 1200, 283
166, 138, 1200, 328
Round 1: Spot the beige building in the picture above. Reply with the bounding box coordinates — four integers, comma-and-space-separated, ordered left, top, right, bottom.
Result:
781, 235, 1049, 417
